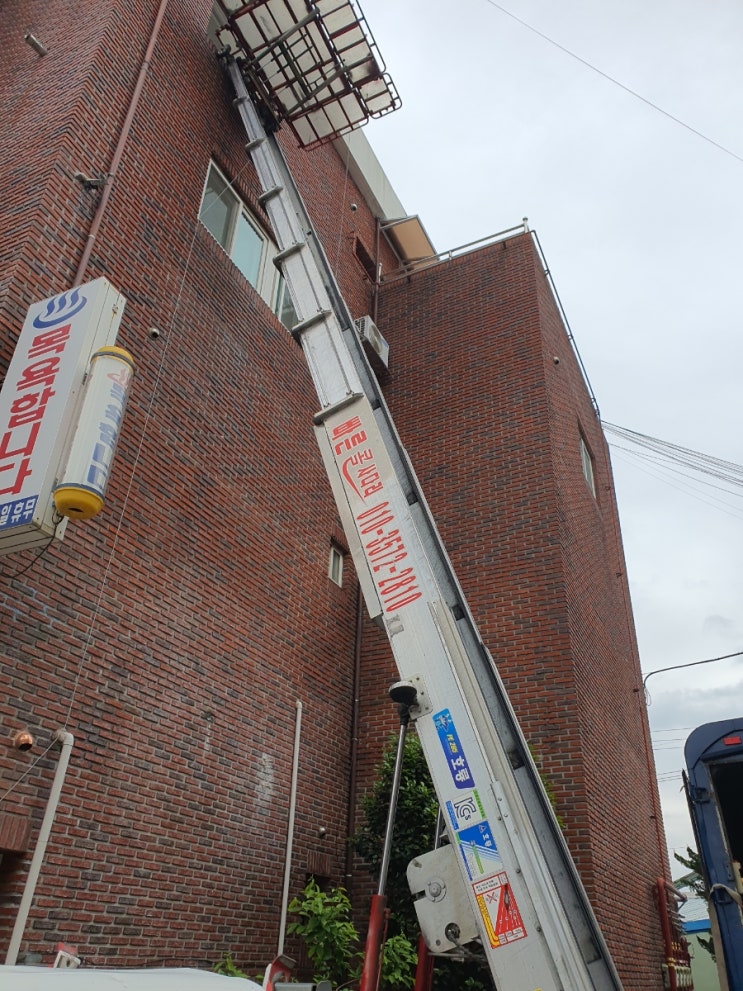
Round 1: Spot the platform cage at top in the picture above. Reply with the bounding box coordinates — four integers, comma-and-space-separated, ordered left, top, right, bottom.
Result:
212, 0, 401, 148
684, 718, 743, 991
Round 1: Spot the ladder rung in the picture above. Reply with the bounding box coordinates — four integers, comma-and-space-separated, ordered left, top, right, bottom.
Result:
274, 242, 305, 266
258, 185, 284, 205
290, 309, 332, 339
312, 392, 364, 425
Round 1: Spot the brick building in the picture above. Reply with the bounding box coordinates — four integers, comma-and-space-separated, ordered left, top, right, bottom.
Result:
0, 1, 669, 987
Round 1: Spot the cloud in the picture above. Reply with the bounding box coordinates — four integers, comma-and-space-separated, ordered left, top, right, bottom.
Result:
702, 614, 740, 640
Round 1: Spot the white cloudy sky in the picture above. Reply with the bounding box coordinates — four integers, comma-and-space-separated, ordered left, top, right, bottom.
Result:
360, 0, 743, 892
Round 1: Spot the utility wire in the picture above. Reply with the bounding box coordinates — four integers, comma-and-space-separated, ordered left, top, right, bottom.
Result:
603, 421, 743, 518
610, 448, 743, 522
643, 649, 743, 701
483, 1, 743, 166
610, 443, 743, 494
604, 422, 743, 486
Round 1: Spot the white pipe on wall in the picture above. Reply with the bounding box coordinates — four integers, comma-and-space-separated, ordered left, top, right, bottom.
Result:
5, 730, 75, 965
277, 701, 302, 958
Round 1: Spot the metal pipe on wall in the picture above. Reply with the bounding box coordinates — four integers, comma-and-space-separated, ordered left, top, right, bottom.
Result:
5, 730, 75, 965
345, 581, 364, 883
277, 700, 302, 958
72, 0, 170, 287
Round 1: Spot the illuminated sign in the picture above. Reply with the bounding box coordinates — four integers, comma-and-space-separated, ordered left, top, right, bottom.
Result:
0, 279, 126, 555
54, 347, 135, 520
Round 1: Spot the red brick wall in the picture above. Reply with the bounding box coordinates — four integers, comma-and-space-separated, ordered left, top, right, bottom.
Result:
371, 233, 668, 988
0, 0, 385, 974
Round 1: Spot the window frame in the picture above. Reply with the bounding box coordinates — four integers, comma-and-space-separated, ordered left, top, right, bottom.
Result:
579, 433, 597, 498
198, 161, 283, 312
328, 543, 345, 587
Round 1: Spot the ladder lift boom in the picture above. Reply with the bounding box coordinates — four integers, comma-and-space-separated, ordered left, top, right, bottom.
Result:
220, 44, 624, 991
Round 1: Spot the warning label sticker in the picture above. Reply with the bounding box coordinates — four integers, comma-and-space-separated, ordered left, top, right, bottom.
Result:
473, 872, 527, 948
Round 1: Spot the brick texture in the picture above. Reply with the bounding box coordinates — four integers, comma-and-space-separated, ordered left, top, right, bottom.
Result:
370, 235, 669, 987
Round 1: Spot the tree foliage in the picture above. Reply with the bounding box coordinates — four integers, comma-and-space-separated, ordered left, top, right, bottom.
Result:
354, 732, 493, 991
287, 877, 419, 990
673, 846, 716, 960
287, 878, 361, 986
355, 731, 440, 935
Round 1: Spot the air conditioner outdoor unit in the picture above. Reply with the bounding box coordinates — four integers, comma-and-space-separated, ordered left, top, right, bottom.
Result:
355, 315, 390, 370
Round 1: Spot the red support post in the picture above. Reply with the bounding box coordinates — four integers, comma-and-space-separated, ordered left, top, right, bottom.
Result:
359, 893, 388, 991
413, 933, 435, 991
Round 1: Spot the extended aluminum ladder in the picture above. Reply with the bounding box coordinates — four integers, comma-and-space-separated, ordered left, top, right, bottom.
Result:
224, 57, 624, 991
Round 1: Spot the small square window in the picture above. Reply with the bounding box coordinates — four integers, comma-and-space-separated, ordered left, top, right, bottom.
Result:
329, 544, 344, 586
580, 435, 596, 497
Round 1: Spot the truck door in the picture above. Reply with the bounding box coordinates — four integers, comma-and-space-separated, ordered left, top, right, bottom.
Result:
684, 718, 743, 989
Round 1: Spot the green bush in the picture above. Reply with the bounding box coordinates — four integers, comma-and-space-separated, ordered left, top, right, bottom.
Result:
213, 952, 249, 978
287, 877, 421, 990
287, 878, 361, 986
380, 933, 418, 990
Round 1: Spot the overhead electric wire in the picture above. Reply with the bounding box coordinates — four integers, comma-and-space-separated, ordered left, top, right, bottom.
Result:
610, 448, 743, 522
603, 422, 743, 487
602, 421, 743, 519
482, 0, 743, 166
609, 443, 743, 495
610, 449, 743, 519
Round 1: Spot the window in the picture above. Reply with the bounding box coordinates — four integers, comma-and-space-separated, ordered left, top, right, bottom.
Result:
275, 274, 299, 330
354, 237, 377, 282
580, 435, 596, 497
199, 162, 297, 326
328, 544, 344, 586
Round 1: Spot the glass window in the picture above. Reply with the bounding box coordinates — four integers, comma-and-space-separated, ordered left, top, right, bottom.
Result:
329, 544, 344, 586
232, 211, 264, 287
580, 435, 596, 497
276, 276, 299, 330
198, 168, 235, 248
198, 161, 297, 329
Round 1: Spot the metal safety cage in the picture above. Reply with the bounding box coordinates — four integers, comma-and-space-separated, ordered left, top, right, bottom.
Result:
213, 0, 401, 148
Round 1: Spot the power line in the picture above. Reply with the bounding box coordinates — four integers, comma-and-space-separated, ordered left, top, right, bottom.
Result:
610, 444, 743, 497
643, 649, 743, 693
603, 421, 743, 518
482, 1, 743, 166
603, 422, 743, 487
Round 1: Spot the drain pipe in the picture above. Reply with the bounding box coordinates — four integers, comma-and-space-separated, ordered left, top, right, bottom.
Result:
277, 700, 302, 958
72, 0, 170, 286
5, 730, 74, 965
345, 581, 364, 883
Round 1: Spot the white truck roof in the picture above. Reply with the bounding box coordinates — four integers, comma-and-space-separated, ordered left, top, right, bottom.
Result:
0, 967, 263, 990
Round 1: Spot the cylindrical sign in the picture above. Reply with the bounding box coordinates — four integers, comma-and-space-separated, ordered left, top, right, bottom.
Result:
53, 346, 134, 520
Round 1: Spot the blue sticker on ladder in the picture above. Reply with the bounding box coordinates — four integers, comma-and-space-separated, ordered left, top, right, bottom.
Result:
457, 821, 502, 880
433, 708, 475, 789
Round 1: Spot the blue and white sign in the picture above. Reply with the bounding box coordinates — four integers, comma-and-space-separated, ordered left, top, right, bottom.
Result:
0, 278, 125, 554
434, 708, 475, 789
457, 820, 502, 880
